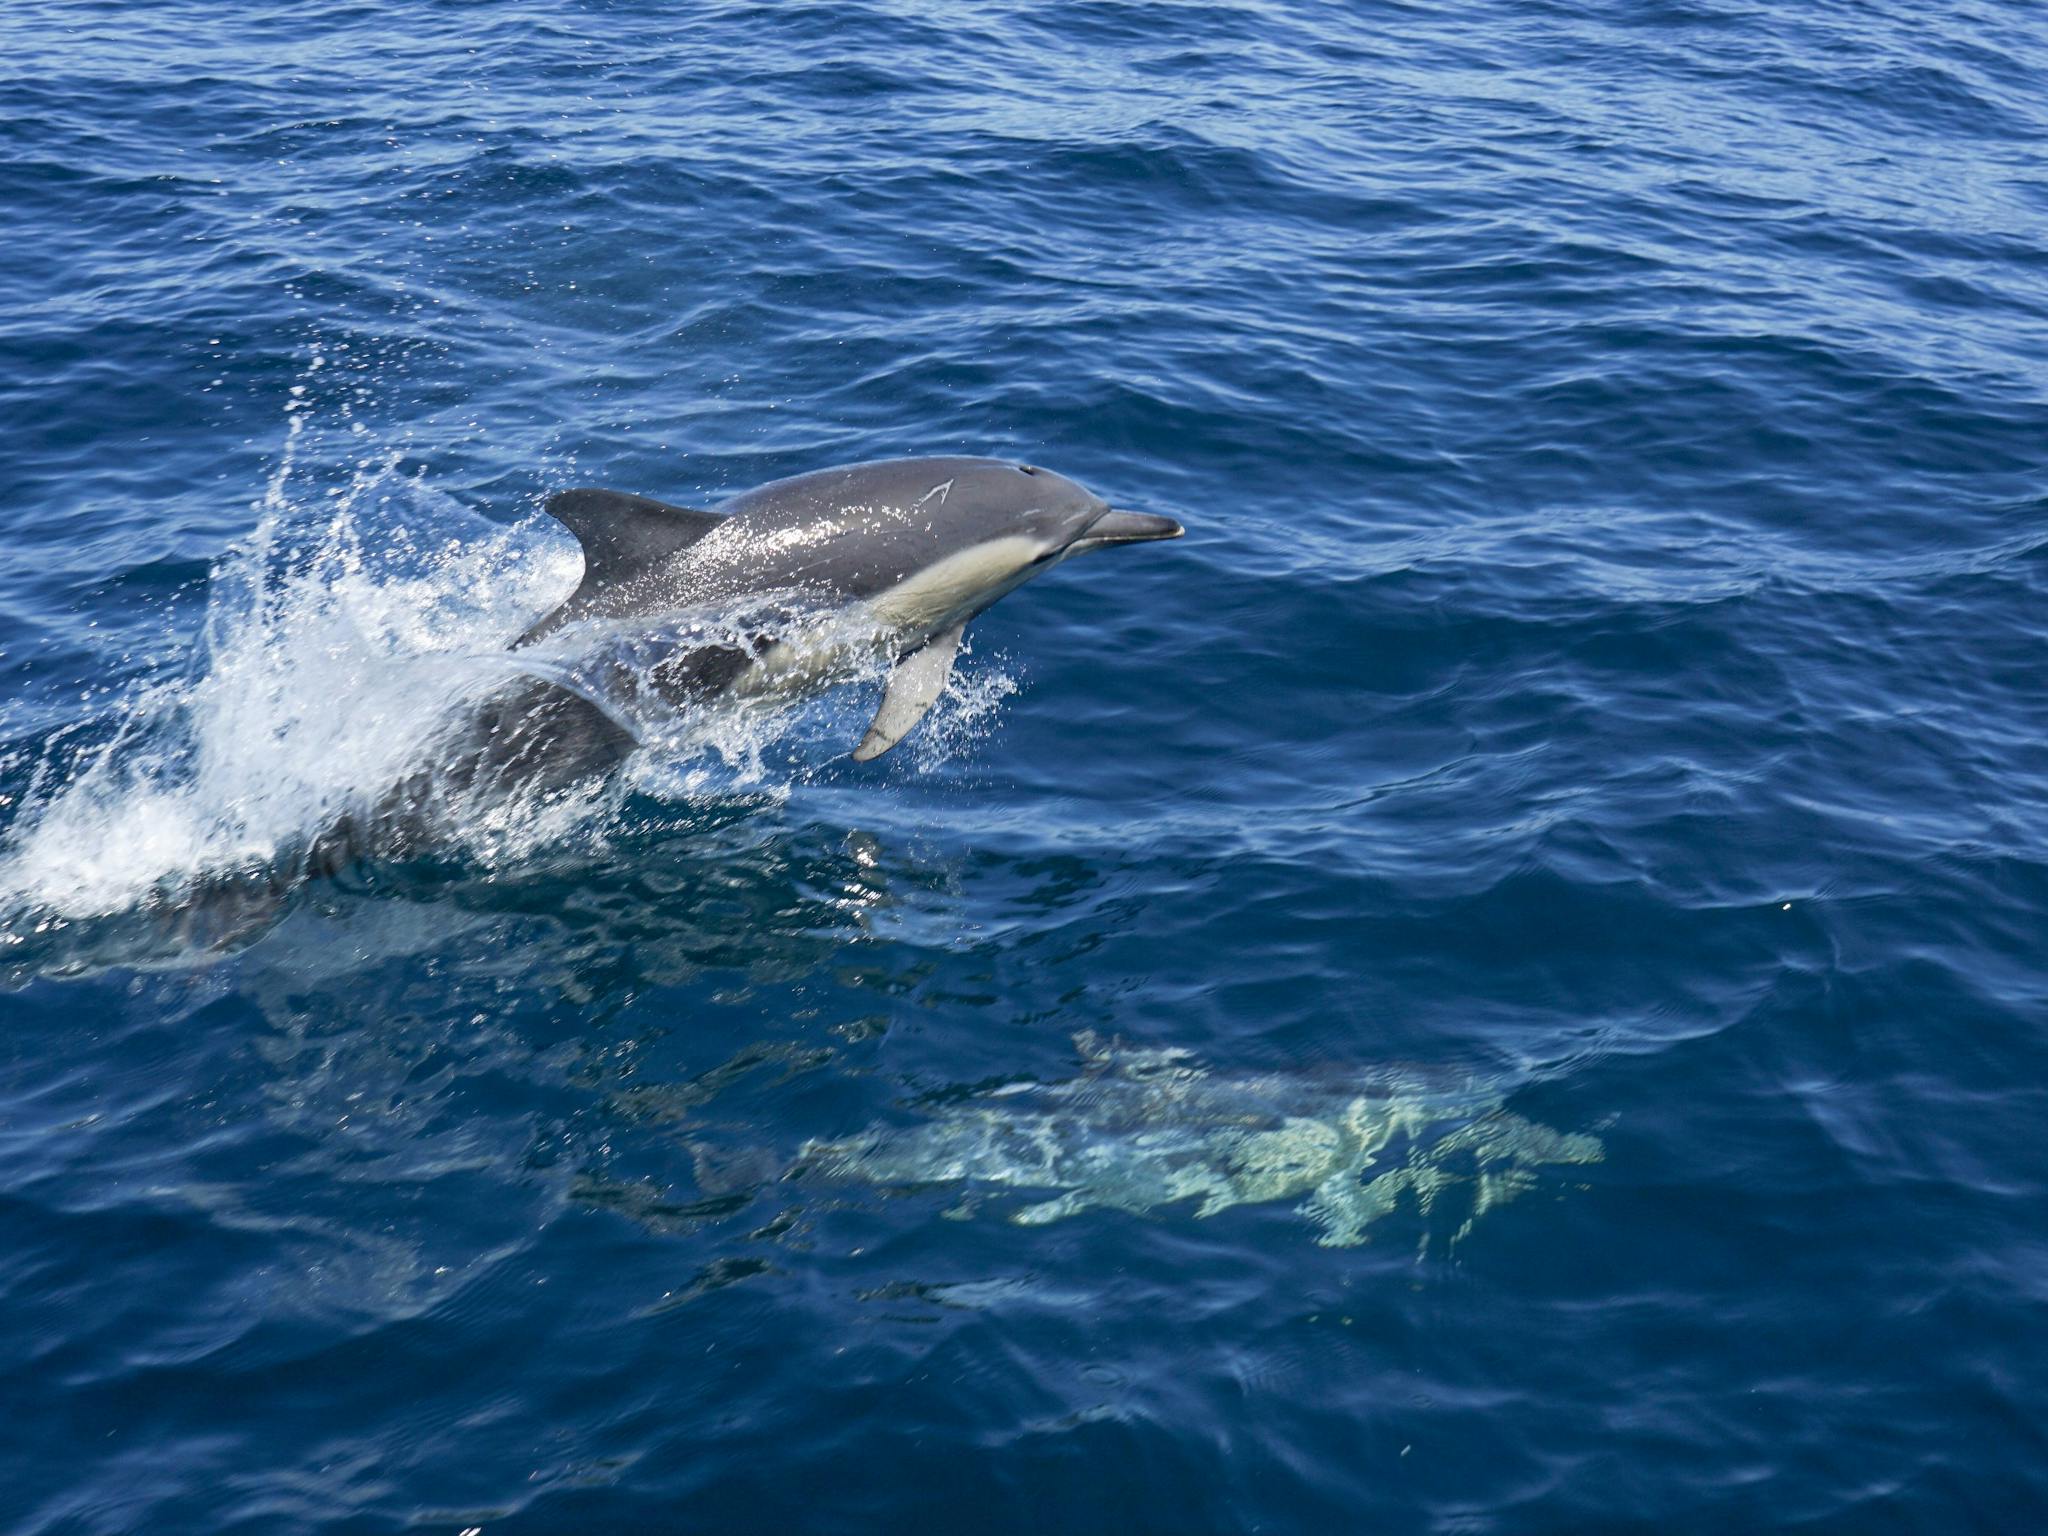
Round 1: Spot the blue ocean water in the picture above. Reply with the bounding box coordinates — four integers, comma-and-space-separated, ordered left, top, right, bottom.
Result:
4, 0, 2047, 1529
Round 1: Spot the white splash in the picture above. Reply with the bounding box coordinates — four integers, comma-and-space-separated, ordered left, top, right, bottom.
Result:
0, 451, 576, 921
911, 637, 1019, 773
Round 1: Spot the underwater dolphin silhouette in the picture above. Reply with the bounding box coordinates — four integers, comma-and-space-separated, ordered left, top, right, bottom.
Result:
305, 456, 1183, 873
782, 1033, 1604, 1248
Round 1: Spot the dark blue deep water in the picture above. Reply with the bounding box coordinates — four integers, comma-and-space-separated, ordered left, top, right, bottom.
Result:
5, 1, 2048, 1530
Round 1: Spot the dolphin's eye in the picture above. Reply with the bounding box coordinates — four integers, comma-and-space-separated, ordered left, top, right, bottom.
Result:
1018, 465, 1039, 476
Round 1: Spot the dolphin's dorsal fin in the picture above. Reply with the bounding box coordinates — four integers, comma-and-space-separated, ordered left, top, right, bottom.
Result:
852, 621, 965, 761
516, 488, 728, 645
544, 487, 726, 594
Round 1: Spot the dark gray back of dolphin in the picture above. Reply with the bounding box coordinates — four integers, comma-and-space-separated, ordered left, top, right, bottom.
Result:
517, 456, 1179, 645
706, 456, 1102, 597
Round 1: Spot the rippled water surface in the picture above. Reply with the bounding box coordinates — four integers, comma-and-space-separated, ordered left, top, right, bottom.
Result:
4, 1, 2047, 1530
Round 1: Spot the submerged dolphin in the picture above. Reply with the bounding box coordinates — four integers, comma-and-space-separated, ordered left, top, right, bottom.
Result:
787, 1034, 1603, 1248
310, 456, 1182, 869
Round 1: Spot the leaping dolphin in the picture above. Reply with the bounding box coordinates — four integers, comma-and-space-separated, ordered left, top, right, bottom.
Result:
309, 456, 1183, 871
523, 454, 1182, 758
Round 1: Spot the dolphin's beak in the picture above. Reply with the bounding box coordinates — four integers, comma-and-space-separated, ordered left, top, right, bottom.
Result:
1070, 508, 1185, 554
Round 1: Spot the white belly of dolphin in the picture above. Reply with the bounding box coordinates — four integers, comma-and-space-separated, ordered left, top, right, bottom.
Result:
733, 533, 1045, 694
867, 535, 1045, 633
723, 535, 1045, 754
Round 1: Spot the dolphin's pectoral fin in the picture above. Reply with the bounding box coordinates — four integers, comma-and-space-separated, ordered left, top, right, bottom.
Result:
1010, 1189, 1098, 1226
1298, 1167, 1408, 1248
852, 622, 965, 762
519, 488, 727, 644
1194, 1186, 1246, 1220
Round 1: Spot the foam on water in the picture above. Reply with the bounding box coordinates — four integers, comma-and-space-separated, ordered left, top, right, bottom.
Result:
1, 492, 549, 919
